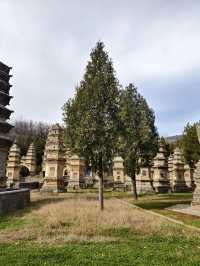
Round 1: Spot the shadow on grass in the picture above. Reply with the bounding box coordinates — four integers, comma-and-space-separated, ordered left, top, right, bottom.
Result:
135, 200, 191, 210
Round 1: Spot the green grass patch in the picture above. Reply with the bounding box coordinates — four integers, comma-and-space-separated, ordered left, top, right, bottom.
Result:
132, 192, 200, 229
0, 214, 27, 230
1, 192, 199, 265
136, 200, 190, 210
134, 192, 192, 210
156, 209, 200, 228
102, 227, 139, 239
1, 234, 200, 266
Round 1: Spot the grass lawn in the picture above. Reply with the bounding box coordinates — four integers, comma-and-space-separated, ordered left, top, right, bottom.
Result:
1, 191, 200, 265
132, 192, 200, 228
1, 234, 200, 266
133, 192, 192, 210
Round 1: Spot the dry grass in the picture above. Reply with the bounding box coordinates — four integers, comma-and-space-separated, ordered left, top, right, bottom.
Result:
0, 193, 198, 246
31, 199, 164, 235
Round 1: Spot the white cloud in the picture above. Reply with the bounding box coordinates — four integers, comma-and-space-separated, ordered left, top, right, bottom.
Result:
0, 0, 200, 135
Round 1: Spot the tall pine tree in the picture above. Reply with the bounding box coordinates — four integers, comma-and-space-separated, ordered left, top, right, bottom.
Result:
180, 122, 200, 167
118, 84, 158, 199
63, 41, 119, 210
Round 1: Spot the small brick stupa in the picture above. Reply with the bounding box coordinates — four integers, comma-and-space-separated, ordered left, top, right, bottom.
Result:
6, 142, 21, 186
152, 141, 170, 193
171, 148, 188, 192
68, 155, 85, 189
21, 143, 36, 176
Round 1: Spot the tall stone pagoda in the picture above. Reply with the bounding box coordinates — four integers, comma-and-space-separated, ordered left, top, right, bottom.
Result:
152, 142, 170, 193
40, 124, 66, 193
0, 61, 13, 191
171, 148, 188, 192
21, 143, 36, 176
6, 142, 21, 186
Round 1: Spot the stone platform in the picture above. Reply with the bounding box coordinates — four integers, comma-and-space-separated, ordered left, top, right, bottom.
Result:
19, 181, 39, 190
0, 188, 30, 214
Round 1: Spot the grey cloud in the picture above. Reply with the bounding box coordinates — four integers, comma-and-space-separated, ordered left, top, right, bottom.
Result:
0, 0, 200, 135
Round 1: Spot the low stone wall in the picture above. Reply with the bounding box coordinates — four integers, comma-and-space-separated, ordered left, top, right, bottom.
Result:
0, 188, 30, 214
20, 181, 39, 190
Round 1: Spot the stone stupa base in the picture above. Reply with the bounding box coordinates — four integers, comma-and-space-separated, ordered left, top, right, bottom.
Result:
113, 181, 126, 192
192, 187, 200, 206
136, 179, 155, 194
40, 177, 66, 194
153, 180, 170, 193
172, 182, 190, 193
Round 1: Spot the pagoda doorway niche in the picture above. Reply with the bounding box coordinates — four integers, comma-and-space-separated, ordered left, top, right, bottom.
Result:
19, 166, 30, 178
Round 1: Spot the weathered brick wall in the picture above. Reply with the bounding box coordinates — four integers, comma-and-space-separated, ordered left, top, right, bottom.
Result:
0, 188, 30, 214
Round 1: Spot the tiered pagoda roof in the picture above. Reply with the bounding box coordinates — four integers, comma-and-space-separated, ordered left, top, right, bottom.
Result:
44, 124, 66, 161
0, 91, 12, 105
0, 61, 13, 147
153, 142, 167, 168
7, 142, 21, 165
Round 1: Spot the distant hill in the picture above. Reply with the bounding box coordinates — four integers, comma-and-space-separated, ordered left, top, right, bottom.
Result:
165, 135, 183, 143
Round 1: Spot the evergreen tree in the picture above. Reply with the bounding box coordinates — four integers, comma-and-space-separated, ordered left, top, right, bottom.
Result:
63, 41, 119, 210
118, 84, 158, 199
180, 123, 200, 167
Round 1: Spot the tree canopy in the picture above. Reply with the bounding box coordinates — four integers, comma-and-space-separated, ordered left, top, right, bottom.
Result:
118, 84, 158, 198
63, 41, 120, 209
63, 41, 158, 203
179, 122, 200, 167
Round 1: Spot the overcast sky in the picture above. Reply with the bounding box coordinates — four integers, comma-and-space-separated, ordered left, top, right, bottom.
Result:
0, 0, 200, 136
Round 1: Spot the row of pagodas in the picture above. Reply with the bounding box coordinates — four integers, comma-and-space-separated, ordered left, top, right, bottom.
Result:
40, 124, 86, 193
151, 143, 194, 193
6, 142, 37, 187
114, 144, 194, 194
39, 123, 195, 194
6, 123, 195, 193
106, 142, 193, 194
40, 124, 132, 193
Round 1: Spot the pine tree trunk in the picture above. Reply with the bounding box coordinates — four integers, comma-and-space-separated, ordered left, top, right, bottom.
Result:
98, 155, 104, 210
131, 175, 138, 200
99, 174, 104, 210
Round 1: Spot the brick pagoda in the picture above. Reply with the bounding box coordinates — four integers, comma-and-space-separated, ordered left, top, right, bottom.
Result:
0, 61, 13, 190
